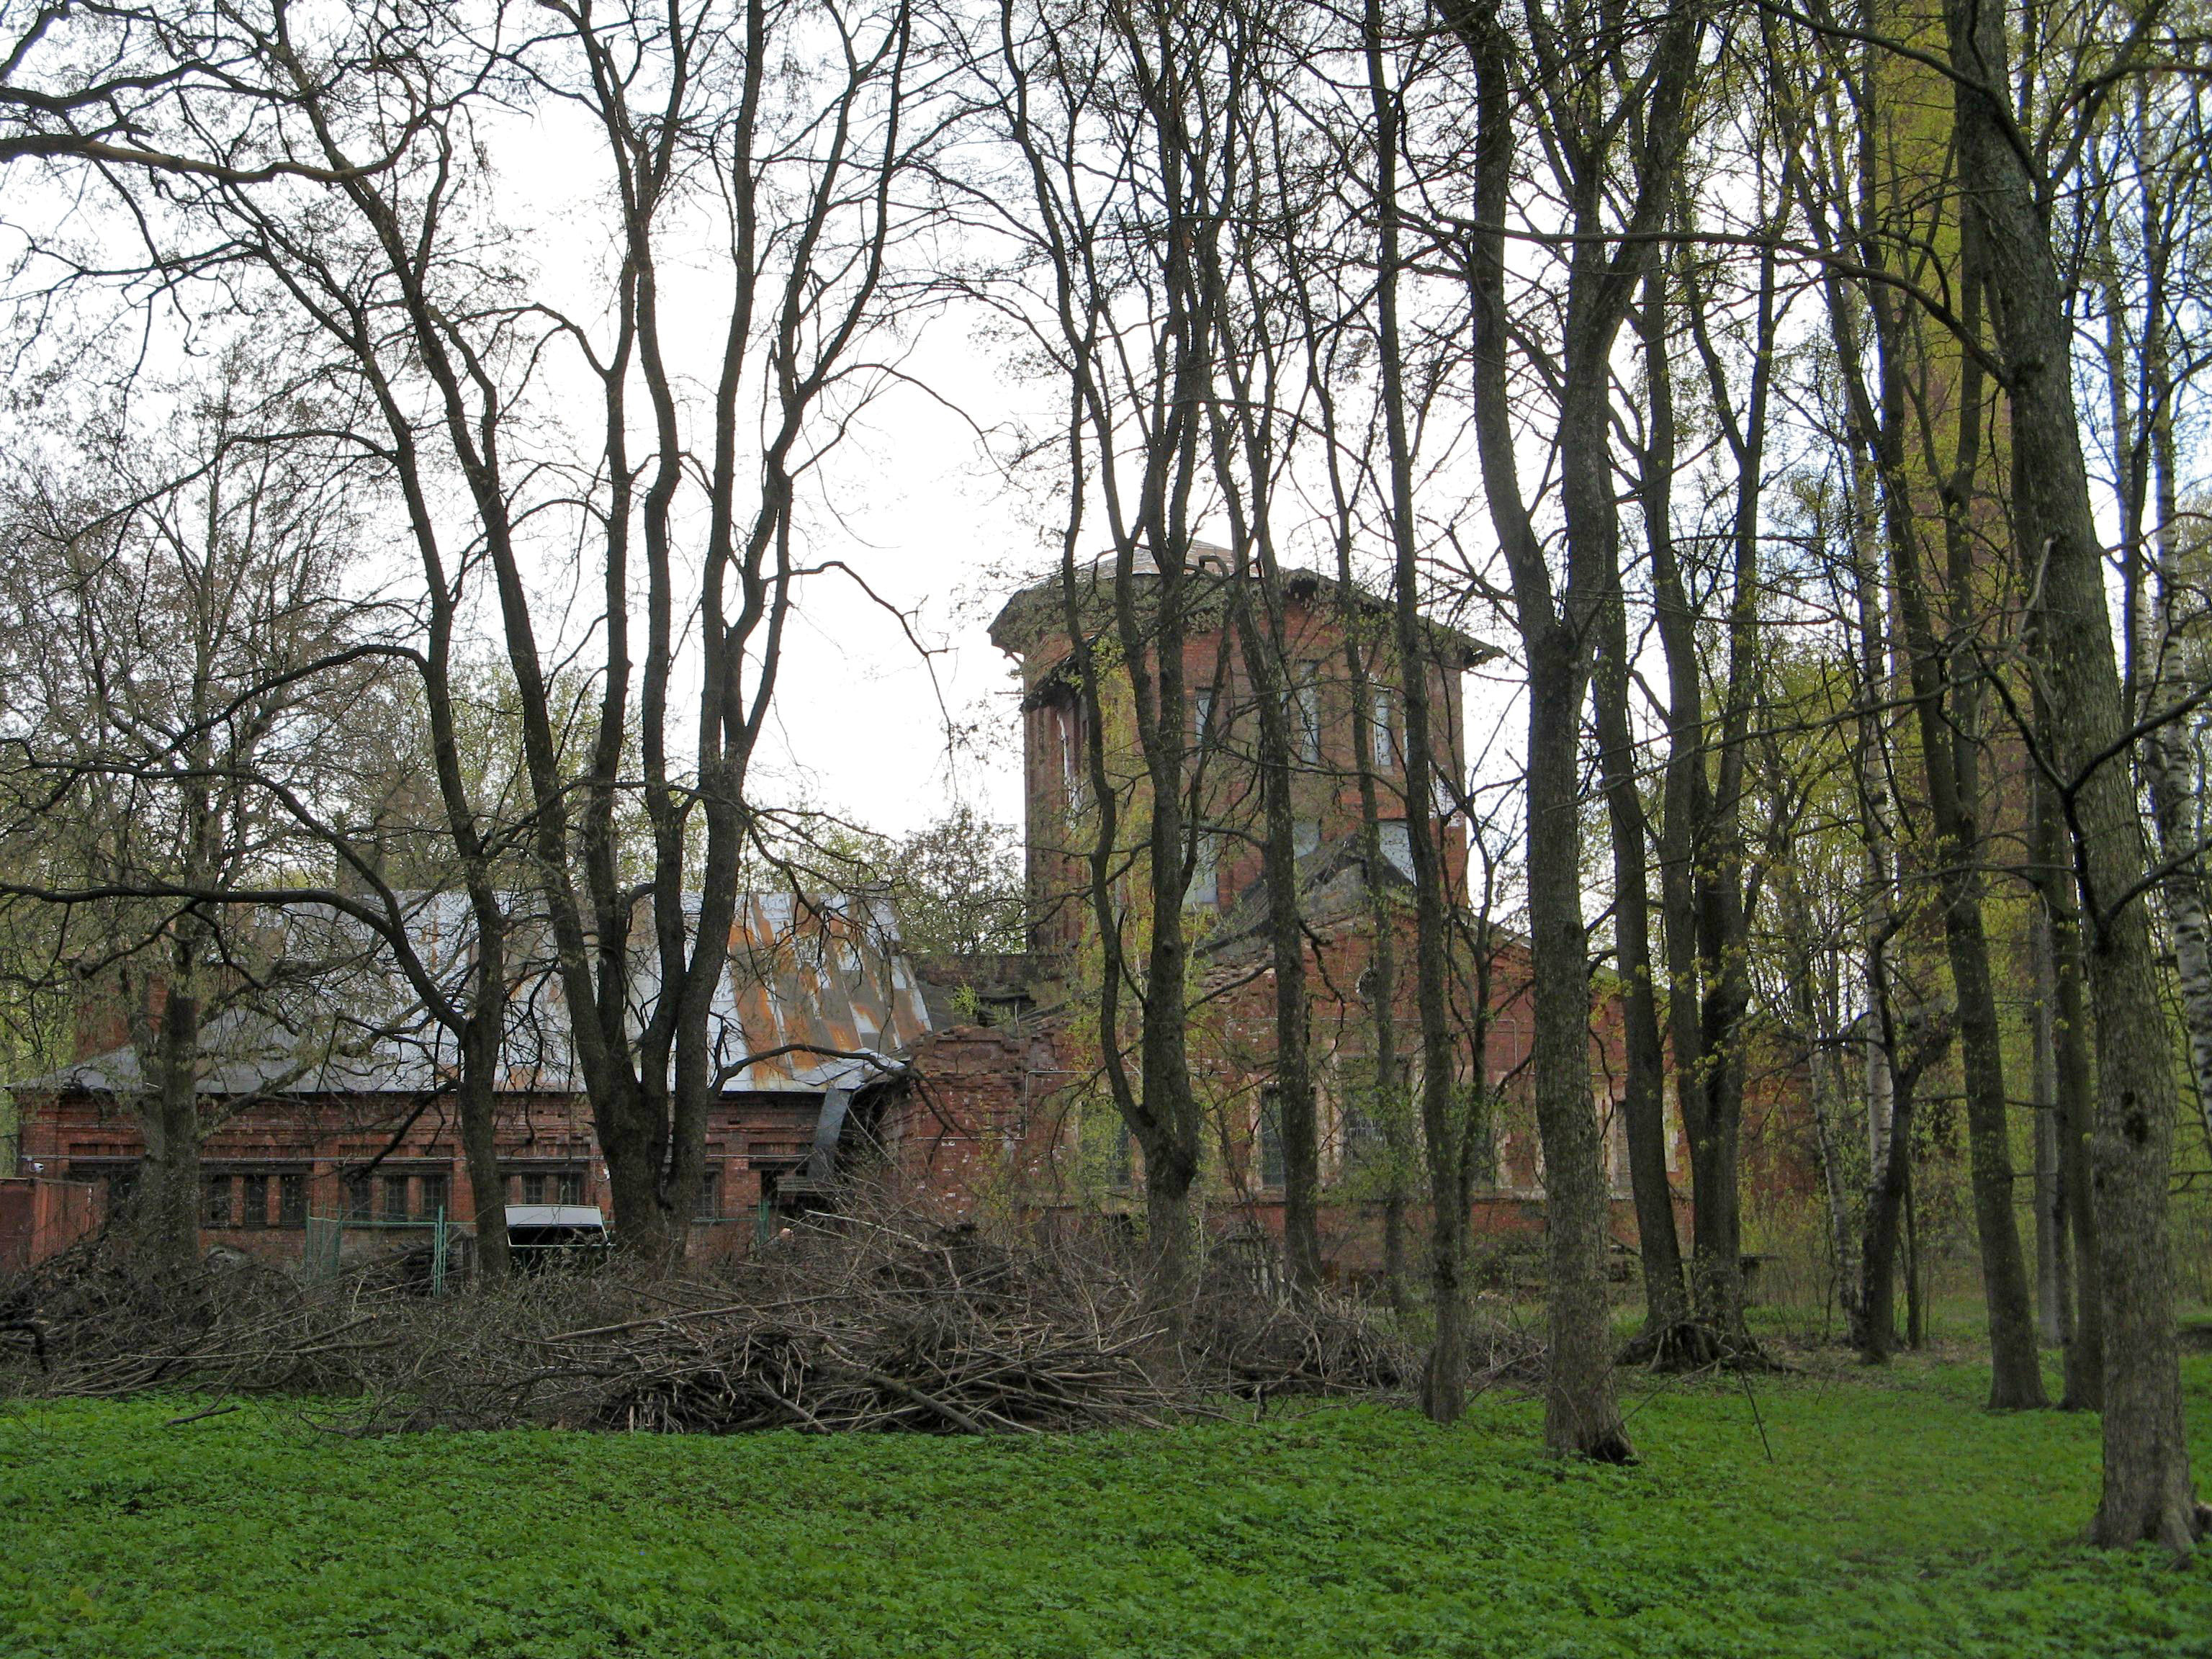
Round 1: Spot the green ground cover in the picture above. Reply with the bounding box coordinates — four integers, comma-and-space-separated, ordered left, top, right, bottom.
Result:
3, 1359, 2208, 1659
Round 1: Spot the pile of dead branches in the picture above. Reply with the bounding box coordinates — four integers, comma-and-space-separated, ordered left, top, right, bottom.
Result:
0, 1197, 1517, 1434
366, 1212, 1187, 1434
0, 1235, 397, 1399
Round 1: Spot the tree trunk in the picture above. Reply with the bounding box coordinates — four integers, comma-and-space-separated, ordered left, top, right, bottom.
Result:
1369, 4, 1468, 1421
2030, 913, 2070, 1349
133, 966, 203, 1276
2034, 742, 2104, 1409
1859, 1099, 1912, 1363
1945, 0, 2199, 1547
1527, 654, 1632, 1456
1592, 585, 1690, 1340
1884, 438, 2046, 1406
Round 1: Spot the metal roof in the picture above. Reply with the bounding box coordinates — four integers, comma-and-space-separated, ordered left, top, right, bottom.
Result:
17, 890, 931, 1102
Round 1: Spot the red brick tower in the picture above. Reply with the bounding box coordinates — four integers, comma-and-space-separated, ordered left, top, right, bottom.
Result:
986, 547, 1491, 955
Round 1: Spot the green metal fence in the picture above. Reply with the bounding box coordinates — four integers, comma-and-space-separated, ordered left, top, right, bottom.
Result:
302, 1208, 451, 1292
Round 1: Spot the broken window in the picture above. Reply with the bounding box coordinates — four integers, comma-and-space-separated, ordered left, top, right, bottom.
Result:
202, 1173, 233, 1228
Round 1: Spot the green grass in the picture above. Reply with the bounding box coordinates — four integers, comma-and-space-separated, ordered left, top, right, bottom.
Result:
3, 1359, 2210, 1658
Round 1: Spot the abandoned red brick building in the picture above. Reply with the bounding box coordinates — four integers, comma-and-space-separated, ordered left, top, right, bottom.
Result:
6, 555, 1809, 1271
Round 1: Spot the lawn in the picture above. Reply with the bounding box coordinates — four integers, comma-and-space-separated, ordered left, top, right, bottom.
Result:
3, 1358, 2209, 1659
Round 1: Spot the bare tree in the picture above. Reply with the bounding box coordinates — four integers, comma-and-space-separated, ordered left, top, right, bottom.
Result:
1432, 0, 1703, 1459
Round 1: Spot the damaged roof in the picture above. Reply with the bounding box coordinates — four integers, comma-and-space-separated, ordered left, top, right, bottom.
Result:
18, 890, 931, 1101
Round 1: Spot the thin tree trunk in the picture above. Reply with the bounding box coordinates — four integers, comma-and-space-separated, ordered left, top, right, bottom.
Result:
1875, 270, 2044, 1407
1944, 0, 2200, 1546
1368, 4, 1465, 1421
2031, 912, 2070, 1349
1592, 578, 1690, 1340
2034, 745, 2103, 1408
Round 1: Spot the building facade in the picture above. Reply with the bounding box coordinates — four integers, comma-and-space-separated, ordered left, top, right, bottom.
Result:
6, 556, 1808, 1274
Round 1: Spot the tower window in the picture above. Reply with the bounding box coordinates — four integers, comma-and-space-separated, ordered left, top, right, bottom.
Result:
1054, 701, 1088, 809
1378, 821, 1413, 878
1292, 665, 1322, 764
1186, 831, 1222, 909
1368, 688, 1397, 768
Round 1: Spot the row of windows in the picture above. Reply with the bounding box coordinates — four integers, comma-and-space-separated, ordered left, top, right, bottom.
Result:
1052, 683, 1410, 816
1192, 678, 1399, 770
104, 1162, 728, 1226
199, 1172, 312, 1229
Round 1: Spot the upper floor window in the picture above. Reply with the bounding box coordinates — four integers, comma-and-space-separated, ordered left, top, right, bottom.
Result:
1053, 700, 1088, 811
1378, 820, 1414, 878
1368, 688, 1398, 769
1185, 830, 1222, 910
1292, 664, 1322, 765
1192, 688, 1217, 750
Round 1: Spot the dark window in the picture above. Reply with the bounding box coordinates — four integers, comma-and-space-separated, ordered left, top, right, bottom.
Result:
420, 1171, 449, 1220
520, 1171, 548, 1205
240, 1173, 270, 1230
379, 1174, 409, 1222
1257, 1092, 1286, 1190
102, 1164, 140, 1220
202, 1174, 233, 1228
278, 1172, 307, 1228
695, 1169, 721, 1221
555, 1170, 583, 1207
345, 1173, 372, 1223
